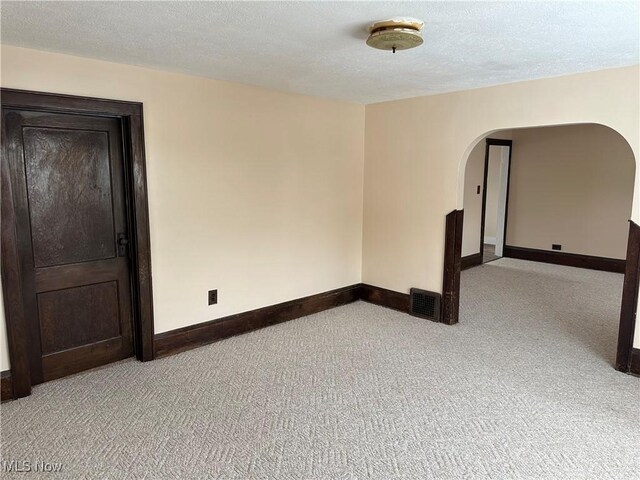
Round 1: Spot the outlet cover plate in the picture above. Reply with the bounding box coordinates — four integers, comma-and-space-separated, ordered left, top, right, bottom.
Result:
208, 289, 218, 305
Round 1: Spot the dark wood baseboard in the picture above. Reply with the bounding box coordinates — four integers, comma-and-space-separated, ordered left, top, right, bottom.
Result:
461, 253, 482, 270
359, 284, 410, 313
629, 349, 640, 376
1, 370, 13, 402
2, 282, 429, 387
503, 246, 625, 273
155, 283, 433, 358
154, 284, 361, 358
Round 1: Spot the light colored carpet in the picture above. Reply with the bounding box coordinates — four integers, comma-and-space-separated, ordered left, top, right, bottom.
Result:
1, 259, 638, 479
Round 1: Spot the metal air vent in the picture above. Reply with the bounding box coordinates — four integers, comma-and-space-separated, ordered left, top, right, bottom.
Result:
409, 288, 441, 321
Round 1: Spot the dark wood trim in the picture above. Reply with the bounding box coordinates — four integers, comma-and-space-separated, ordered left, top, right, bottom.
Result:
502, 141, 514, 256
359, 284, 410, 313
616, 221, 640, 372
629, 349, 640, 376
479, 143, 490, 262
442, 210, 464, 325
503, 245, 626, 274
124, 111, 155, 362
484, 139, 513, 147
1, 104, 32, 398
461, 253, 482, 271
1, 89, 155, 398
479, 139, 513, 263
155, 285, 361, 358
157, 282, 459, 358
1, 370, 14, 402
0, 88, 141, 116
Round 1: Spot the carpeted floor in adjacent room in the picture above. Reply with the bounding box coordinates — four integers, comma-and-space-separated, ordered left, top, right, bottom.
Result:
1, 258, 638, 479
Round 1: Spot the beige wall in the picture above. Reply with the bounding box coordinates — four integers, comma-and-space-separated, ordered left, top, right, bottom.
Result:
505, 124, 634, 258
363, 65, 639, 347
0, 45, 365, 370
462, 125, 635, 259
2, 46, 640, 370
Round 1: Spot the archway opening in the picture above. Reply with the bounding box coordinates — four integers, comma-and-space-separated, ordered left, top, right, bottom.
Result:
455, 123, 636, 370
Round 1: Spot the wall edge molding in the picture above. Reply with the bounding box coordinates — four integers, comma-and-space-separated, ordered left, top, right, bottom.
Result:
1, 371, 13, 402
4, 282, 435, 396
629, 349, 640, 376
461, 253, 482, 270
155, 284, 362, 358
503, 245, 625, 273
155, 282, 445, 359
359, 283, 410, 313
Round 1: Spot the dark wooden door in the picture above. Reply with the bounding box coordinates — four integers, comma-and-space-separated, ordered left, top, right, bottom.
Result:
2, 110, 134, 383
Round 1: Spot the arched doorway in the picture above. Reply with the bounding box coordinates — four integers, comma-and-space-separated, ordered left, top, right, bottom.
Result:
444, 123, 638, 372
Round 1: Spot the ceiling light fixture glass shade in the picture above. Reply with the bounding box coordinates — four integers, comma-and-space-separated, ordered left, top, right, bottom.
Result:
366, 18, 424, 53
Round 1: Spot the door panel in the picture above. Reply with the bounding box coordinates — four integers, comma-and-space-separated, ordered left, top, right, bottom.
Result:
38, 281, 121, 355
23, 127, 116, 267
2, 109, 134, 384
41, 337, 125, 382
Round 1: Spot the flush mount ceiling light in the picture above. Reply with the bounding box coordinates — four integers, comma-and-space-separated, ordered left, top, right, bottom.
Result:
366, 18, 424, 53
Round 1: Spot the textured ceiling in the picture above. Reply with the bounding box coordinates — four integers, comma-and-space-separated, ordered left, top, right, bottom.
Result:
1, 1, 638, 104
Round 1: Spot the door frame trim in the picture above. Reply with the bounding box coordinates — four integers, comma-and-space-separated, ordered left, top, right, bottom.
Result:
441, 210, 464, 325
616, 221, 640, 372
479, 139, 513, 264
446, 209, 638, 373
1, 88, 155, 398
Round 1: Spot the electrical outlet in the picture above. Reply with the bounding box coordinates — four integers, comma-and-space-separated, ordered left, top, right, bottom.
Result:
552, 244, 562, 251
477, 185, 481, 194
208, 289, 218, 305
